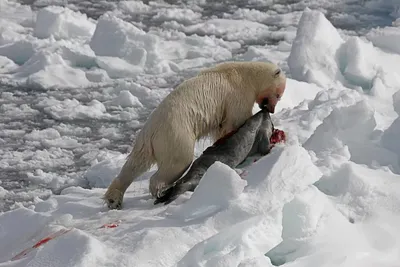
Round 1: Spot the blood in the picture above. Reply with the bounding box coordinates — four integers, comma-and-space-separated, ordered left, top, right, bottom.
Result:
32, 237, 52, 248
100, 223, 119, 228
270, 129, 286, 144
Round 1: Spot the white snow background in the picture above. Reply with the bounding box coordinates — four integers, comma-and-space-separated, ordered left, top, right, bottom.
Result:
1, 0, 400, 266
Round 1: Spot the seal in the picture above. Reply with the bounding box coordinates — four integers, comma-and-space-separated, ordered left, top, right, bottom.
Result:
154, 100, 279, 205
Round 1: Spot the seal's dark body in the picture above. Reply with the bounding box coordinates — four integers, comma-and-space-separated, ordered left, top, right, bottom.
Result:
154, 108, 274, 205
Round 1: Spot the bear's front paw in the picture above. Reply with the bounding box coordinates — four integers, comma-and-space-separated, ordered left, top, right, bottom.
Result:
106, 198, 122, 210
103, 188, 124, 210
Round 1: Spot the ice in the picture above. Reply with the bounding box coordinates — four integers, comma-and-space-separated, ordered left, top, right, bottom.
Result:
168, 162, 248, 221
0, 207, 51, 263
366, 26, 400, 54
184, 19, 271, 43
85, 68, 110, 83
0, 56, 18, 74
381, 91, 400, 167
117, 1, 151, 14
13, 50, 92, 89
34, 6, 96, 40
0, 41, 35, 65
109, 90, 144, 108
36, 97, 108, 121
266, 185, 400, 267
84, 153, 127, 188
94, 56, 142, 79
0, 2, 245, 88
1, 1, 400, 267
152, 8, 202, 24
339, 36, 400, 96
289, 8, 400, 96
24, 128, 61, 141
288, 8, 345, 89
25, 228, 111, 267
304, 100, 400, 172
174, 144, 322, 266
89, 13, 156, 67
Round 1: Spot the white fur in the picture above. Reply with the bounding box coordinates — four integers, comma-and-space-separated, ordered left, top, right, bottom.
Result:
103, 61, 286, 209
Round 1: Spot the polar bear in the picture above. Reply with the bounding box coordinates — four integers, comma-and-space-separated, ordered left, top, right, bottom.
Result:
103, 61, 286, 209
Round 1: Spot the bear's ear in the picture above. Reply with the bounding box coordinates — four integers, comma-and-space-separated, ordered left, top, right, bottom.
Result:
273, 68, 281, 78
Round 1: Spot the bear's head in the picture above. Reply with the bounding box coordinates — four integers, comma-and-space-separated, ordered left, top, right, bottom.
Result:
254, 63, 286, 114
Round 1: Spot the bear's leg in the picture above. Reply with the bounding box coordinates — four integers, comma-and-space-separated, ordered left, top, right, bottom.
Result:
149, 131, 195, 198
149, 161, 191, 198
103, 136, 155, 209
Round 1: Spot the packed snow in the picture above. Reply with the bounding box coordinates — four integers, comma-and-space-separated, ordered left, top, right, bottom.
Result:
1, 0, 400, 266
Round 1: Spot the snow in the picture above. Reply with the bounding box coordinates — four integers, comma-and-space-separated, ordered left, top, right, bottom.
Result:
1, 0, 400, 267
33, 6, 96, 40
36, 98, 108, 120
89, 13, 156, 68
288, 8, 346, 89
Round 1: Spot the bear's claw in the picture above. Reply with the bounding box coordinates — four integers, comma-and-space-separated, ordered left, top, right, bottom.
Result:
106, 198, 122, 210
103, 188, 124, 210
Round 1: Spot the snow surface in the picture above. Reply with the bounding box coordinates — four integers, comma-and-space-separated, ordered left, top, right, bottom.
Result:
1, 0, 400, 266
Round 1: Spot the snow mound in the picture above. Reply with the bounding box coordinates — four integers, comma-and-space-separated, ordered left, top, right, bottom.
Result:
36, 97, 108, 120
241, 145, 322, 209
315, 161, 400, 221
24, 128, 61, 141
84, 153, 127, 188
288, 8, 345, 88
267, 185, 400, 267
0, 207, 112, 266
0, 55, 18, 73
289, 8, 400, 97
89, 13, 165, 73
366, 25, 400, 54
34, 6, 95, 40
110, 90, 144, 108
381, 90, 400, 167
153, 8, 202, 25
274, 78, 323, 113
24, 228, 111, 267
339, 36, 400, 97
173, 144, 322, 266
0, 208, 51, 263
177, 215, 277, 267
117, 1, 152, 14
0, 40, 35, 65
14, 49, 92, 89
169, 162, 247, 221
305, 100, 399, 172
184, 19, 271, 43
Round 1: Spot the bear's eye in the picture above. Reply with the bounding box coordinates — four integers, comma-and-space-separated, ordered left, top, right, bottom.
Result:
274, 69, 281, 77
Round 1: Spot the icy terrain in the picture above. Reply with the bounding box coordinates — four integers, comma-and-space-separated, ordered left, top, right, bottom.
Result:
1, 0, 400, 266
